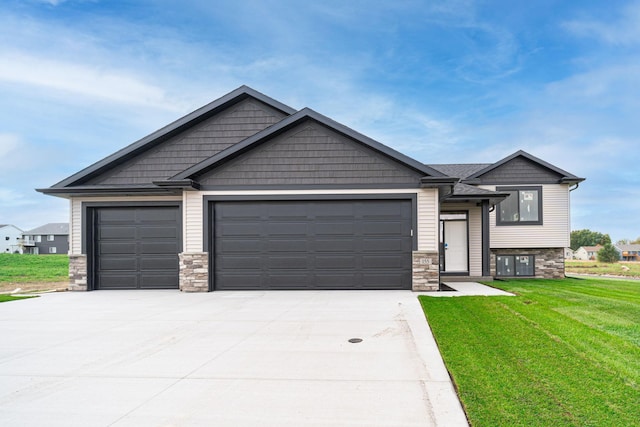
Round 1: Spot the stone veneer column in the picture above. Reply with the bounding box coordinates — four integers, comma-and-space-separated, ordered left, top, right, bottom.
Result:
68, 254, 87, 291
412, 251, 440, 291
179, 252, 209, 292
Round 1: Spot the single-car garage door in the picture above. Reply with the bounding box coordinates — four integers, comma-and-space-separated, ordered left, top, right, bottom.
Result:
93, 206, 180, 290
213, 200, 413, 290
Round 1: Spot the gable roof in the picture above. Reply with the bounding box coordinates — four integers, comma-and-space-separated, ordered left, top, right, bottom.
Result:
24, 223, 69, 235
166, 107, 448, 182
48, 86, 297, 189
464, 150, 585, 184
578, 245, 603, 252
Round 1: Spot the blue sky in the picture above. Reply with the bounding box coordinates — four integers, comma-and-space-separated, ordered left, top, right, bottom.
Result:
1, 0, 638, 241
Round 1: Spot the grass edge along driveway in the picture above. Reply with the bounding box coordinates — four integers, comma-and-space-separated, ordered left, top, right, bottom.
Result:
419, 277, 640, 427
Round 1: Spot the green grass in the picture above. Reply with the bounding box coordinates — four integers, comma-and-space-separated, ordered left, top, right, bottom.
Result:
0, 294, 37, 303
0, 253, 69, 283
419, 278, 640, 427
566, 260, 640, 277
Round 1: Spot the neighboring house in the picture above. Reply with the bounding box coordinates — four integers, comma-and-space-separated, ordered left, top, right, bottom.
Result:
574, 245, 602, 261
615, 244, 640, 261
38, 86, 584, 291
564, 247, 574, 260
22, 223, 69, 255
0, 224, 23, 254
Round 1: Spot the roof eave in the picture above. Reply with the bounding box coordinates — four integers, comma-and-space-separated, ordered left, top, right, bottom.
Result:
36, 186, 184, 198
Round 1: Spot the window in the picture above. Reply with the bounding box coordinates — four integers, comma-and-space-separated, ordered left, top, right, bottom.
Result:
496, 255, 535, 277
35, 235, 42, 242
497, 186, 542, 225
47, 235, 55, 241
49, 247, 57, 254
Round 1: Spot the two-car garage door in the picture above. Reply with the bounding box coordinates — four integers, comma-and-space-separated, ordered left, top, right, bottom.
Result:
91, 200, 413, 291
213, 200, 413, 290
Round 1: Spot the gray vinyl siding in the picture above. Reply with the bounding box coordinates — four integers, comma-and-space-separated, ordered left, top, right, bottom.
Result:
476, 157, 563, 184
25, 235, 69, 254
86, 99, 288, 185
198, 122, 424, 187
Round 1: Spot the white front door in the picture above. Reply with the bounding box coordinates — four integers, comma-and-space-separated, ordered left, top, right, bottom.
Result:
442, 219, 468, 272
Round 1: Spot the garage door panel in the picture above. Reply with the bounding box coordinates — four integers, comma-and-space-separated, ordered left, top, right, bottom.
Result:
219, 239, 262, 252
140, 242, 179, 254
136, 208, 178, 222
99, 258, 137, 271
98, 274, 139, 289
266, 222, 308, 236
267, 239, 308, 252
140, 256, 179, 270
138, 226, 179, 239
219, 223, 262, 237
362, 221, 403, 235
219, 256, 262, 269
315, 274, 357, 287
315, 222, 354, 235
363, 238, 403, 252
362, 255, 406, 269
266, 203, 309, 218
315, 239, 355, 252
268, 256, 308, 269
214, 200, 412, 290
99, 242, 135, 255
99, 209, 137, 222
98, 226, 136, 239
315, 255, 357, 269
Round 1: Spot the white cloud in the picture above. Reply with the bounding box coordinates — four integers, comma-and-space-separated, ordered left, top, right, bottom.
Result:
0, 133, 21, 158
563, 1, 640, 45
0, 52, 180, 111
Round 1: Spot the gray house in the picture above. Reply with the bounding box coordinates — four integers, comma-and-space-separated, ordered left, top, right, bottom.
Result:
22, 223, 69, 255
39, 86, 584, 291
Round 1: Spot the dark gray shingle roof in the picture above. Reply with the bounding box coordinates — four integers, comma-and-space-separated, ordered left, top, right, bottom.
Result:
427, 164, 491, 179
24, 223, 69, 235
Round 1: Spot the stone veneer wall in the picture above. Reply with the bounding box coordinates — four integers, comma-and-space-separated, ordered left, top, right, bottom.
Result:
412, 251, 440, 291
179, 252, 209, 292
69, 254, 87, 291
490, 248, 565, 279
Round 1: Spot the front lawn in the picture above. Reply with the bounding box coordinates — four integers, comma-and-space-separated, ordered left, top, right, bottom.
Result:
565, 260, 640, 277
0, 294, 37, 303
0, 253, 69, 284
419, 278, 640, 427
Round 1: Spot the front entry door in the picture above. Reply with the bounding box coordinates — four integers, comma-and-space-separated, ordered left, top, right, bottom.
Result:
440, 213, 468, 273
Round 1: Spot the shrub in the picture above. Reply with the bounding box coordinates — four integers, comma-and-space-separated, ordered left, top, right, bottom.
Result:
597, 243, 620, 263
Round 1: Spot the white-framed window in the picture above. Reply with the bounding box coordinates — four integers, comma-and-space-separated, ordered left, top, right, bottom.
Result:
49, 247, 57, 254
47, 235, 55, 241
35, 235, 42, 242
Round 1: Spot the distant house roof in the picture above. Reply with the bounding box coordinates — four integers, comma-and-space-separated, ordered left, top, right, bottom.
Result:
615, 244, 640, 252
579, 245, 603, 252
0, 224, 23, 232
24, 223, 69, 235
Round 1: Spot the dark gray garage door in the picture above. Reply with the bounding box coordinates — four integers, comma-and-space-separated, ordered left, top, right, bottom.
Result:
213, 200, 413, 290
94, 207, 180, 290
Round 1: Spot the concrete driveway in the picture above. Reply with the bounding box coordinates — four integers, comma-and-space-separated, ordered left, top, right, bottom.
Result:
0, 291, 468, 426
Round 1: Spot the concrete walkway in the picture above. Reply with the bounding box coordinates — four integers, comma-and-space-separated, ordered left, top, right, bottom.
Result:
427, 282, 515, 297
0, 290, 468, 427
